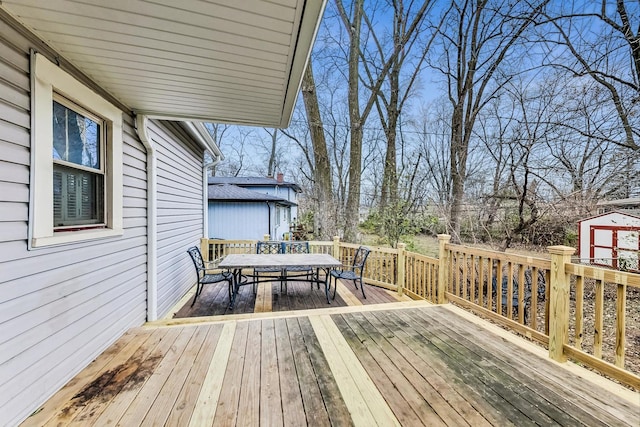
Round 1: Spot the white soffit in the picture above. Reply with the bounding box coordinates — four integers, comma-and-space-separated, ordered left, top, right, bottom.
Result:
1, 0, 325, 127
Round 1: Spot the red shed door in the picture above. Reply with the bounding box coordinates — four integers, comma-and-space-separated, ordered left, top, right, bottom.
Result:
590, 226, 639, 271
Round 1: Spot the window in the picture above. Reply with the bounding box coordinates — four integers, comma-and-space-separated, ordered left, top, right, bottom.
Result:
53, 96, 105, 229
30, 53, 123, 247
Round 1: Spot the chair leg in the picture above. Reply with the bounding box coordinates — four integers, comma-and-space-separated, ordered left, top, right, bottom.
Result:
191, 283, 200, 307
359, 278, 366, 299
332, 276, 338, 299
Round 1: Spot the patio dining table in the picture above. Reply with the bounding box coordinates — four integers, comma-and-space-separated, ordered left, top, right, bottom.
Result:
218, 253, 342, 308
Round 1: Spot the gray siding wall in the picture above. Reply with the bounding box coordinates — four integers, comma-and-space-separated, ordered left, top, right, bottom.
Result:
0, 24, 150, 425
151, 121, 205, 318
209, 202, 270, 240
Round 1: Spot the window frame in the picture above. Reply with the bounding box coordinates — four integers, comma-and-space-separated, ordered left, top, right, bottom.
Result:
30, 53, 123, 248
52, 94, 107, 230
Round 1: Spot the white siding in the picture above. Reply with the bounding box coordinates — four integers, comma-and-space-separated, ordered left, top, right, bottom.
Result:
209, 202, 270, 240
0, 24, 148, 426
152, 121, 205, 318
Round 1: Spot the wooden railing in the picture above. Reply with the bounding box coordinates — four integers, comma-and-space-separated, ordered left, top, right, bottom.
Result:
198, 235, 639, 389
443, 239, 552, 344
561, 261, 640, 388
404, 250, 439, 301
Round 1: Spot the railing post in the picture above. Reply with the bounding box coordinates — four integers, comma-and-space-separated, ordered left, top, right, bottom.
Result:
437, 234, 451, 304
200, 237, 209, 262
333, 236, 340, 260
397, 243, 406, 296
263, 233, 270, 241
547, 245, 575, 362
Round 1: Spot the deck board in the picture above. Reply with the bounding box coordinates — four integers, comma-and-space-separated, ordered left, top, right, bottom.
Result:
24, 305, 639, 427
420, 308, 638, 426
274, 319, 307, 427
167, 324, 223, 426
174, 280, 398, 319
213, 321, 249, 426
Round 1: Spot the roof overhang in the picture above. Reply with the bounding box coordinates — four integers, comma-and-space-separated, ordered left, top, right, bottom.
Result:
1, 0, 326, 128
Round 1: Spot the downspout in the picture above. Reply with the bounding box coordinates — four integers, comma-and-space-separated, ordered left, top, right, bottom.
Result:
267, 201, 272, 239
135, 115, 157, 321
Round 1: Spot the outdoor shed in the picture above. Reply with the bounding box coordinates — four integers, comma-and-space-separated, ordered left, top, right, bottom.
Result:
578, 211, 640, 272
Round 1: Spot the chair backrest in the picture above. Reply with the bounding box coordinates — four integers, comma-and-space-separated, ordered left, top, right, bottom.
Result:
187, 246, 205, 277
257, 241, 283, 254
352, 246, 371, 272
282, 241, 309, 254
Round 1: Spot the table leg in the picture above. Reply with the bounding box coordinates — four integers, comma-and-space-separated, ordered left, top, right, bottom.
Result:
229, 269, 242, 309
323, 268, 331, 304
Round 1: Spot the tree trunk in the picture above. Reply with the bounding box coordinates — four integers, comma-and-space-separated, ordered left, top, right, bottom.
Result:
301, 63, 336, 239
342, 0, 365, 243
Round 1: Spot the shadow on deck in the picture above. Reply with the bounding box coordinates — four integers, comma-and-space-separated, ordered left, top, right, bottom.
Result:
23, 302, 638, 426
171, 279, 407, 319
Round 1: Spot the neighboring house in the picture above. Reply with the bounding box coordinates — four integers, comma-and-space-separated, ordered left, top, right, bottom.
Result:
0, 1, 324, 425
208, 184, 295, 240
595, 197, 640, 216
578, 211, 640, 272
208, 174, 302, 240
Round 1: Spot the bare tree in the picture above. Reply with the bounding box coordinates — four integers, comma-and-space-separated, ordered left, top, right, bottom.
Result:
361, 0, 440, 229
334, 0, 433, 241
432, 0, 549, 243
539, 0, 639, 151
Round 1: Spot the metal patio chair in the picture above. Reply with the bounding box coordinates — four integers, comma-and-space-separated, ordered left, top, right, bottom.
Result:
253, 240, 284, 293
187, 246, 233, 307
282, 241, 314, 291
330, 246, 371, 299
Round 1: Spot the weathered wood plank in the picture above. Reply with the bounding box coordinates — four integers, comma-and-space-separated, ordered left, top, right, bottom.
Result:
295, 317, 354, 426
414, 308, 616, 427
213, 321, 249, 426
335, 280, 364, 306
236, 320, 261, 425
435, 307, 639, 426
166, 324, 224, 426
274, 319, 307, 427
25, 328, 141, 425
140, 326, 211, 426
284, 317, 332, 427
332, 313, 442, 426
188, 322, 236, 427
260, 319, 283, 426
364, 310, 495, 427
74, 327, 180, 426
309, 315, 399, 426
389, 309, 528, 425
115, 327, 197, 426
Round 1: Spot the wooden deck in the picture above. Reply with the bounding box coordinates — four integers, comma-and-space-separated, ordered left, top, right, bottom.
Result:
171, 278, 404, 318
23, 303, 639, 426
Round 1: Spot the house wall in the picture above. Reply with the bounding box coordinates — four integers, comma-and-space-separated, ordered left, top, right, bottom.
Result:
151, 121, 205, 317
0, 20, 206, 425
0, 25, 147, 425
239, 185, 298, 237
209, 201, 269, 240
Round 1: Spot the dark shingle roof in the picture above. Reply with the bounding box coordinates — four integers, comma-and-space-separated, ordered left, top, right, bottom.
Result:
208, 176, 301, 192
208, 184, 295, 205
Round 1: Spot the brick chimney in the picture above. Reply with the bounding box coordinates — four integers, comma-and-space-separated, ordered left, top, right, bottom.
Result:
276, 172, 284, 183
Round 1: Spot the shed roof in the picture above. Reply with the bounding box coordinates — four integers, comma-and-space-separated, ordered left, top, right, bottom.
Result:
208, 184, 295, 206
208, 176, 302, 192
578, 210, 640, 223
0, 0, 325, 127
